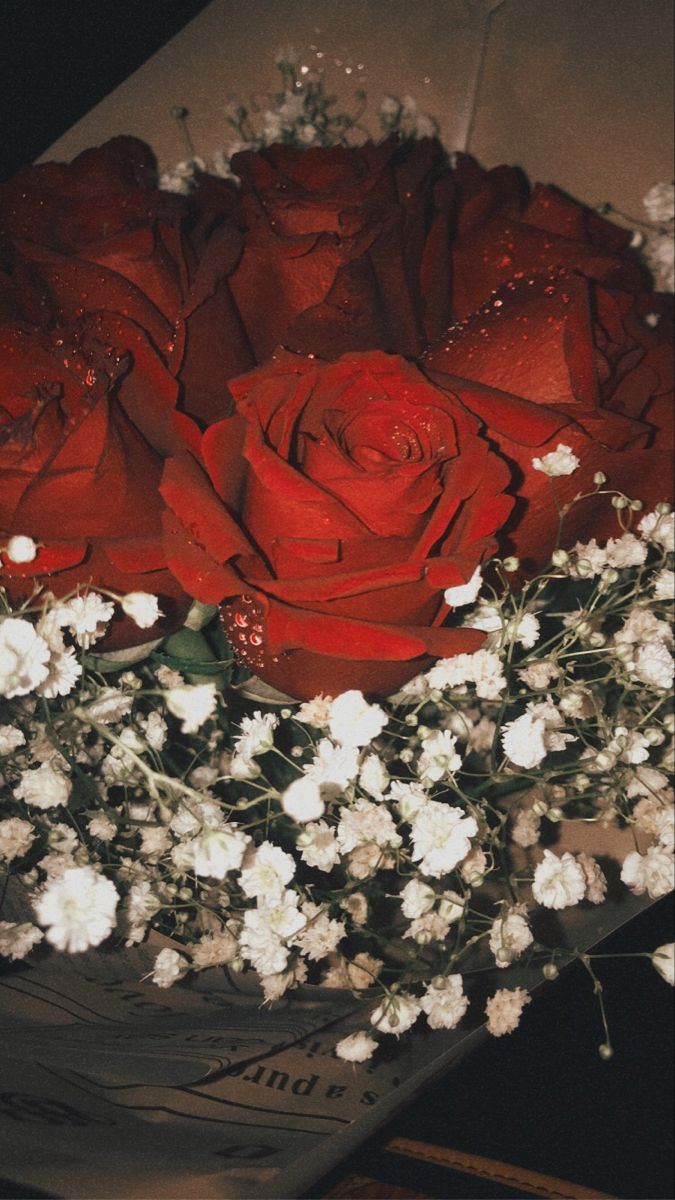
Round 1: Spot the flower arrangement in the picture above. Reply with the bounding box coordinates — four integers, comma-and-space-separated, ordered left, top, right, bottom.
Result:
0, 71, 673, 1066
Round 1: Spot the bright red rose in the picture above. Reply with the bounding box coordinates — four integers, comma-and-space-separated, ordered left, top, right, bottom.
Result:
225, 137, 455, 364
0, 137, 252, 425
160, 350, 514, 699
0, 315, 190, 647
421, 269, 673, 565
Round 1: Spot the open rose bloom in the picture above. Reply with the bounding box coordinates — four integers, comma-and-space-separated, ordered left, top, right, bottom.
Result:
161, 351, 513, 698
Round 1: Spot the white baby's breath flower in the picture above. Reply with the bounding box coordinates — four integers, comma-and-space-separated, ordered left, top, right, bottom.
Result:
260, 959, 308, 1002
165, 683, 217, 732
239, 841, 296, 900
39, 646, 82, 698
0, 921, 43, 961
329, 691, 387, 747
576, 852, 608, 904
571, 538, 607, 577
0, 724, 25, 755
4, 535, 38, 563
417, 728, 462, 784
621, 847, 674, 899
444, 566, 483, 608
651, 942, 675, 986
307, 738, 360, 792
653, 569, 675, 601
295, 903, 345, 961
0, 618, 50, 697
643, 181, 675, 223
151, 947, 188, 988
282, 776, 325, 823
638, 510, 675, 552
192, 930, 239, 968
340, 892, 369, 926
14, 762, 72, 810
532, 850, 586, 909
0, 816, 36, 862
297, 820, 341, 872
87, 814, 117, 842
296, 694, 333, 728
532, 443, 580, 477
389, 779, 428, 822
120, 592, 163, 629
335, 1030, 378, 1062
489, 905, 534, 967
519, 660, 560, 692
502, 699, 574, 769
400, 878, 436, 919
410, 801, 478, 878
139, 711, 168, 750
52, 593, 115, 648
185, 826, 251, 879
485, 987, 531, 1036
510, 805, 541, 848
234, 711, 278, 758
34, 866, 119, 952
359, 753, 389, 800
632, 641, 674, 690
605, 533, 648, 569
84, 688, 134, 723
371, 992, 421, 1037
420, 975, 468, 1030
337, 798, 402, 854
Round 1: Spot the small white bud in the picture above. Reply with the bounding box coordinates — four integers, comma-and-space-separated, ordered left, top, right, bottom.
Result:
593, 471, 608, 486
611, 495, 629, 510
551, 549, 569, 567
5, 535, 38, 563
543, 962, 559, 980
502, 556, 520, 572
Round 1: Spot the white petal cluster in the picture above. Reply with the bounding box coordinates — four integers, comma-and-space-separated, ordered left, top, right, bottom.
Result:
621, 846, 674, 899
34, 866, 119, 952
335, 1030, 378, 1062
14, 762, 72, 810
165, 683, 217, 732
121, 592, 163, 629
489, 905, 534, 967
417, 728, 462, 784
420, 975, 468, 1029
532, 850, 586, 909
0, 618, 50, 697
502, 698, 575, 769
409, 801, 478, 878
0, 920, 44, 961
52, 594, 115, 648
328, 691, 387, 747
532, 443, 580, 477
426, 648, 506, 700
0, 816, 36, 862
485, 987, 531, 1036
371, 992, 421, 1036
639, 509, 675, 553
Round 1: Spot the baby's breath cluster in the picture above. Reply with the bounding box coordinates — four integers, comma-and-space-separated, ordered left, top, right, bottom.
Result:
0, 476, 673, 1063
160, 53, 438, 193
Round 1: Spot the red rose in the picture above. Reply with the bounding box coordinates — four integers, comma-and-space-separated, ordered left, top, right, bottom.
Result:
0, 137, 252, 425
448, 155, 646, 318
224, 137, 455, 364
160, 351, 514, 699
421, 269, 673, 564
0, 315, 190, 647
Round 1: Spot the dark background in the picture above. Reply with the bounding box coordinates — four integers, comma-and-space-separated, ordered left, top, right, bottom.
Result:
0, 3, 673, 1196
0, 0, 212, 180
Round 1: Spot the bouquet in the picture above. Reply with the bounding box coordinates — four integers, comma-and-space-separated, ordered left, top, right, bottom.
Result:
0, 70, 673, 1065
